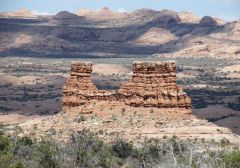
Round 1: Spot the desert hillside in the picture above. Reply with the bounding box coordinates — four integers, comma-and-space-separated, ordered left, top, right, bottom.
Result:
0, 8, 239, 59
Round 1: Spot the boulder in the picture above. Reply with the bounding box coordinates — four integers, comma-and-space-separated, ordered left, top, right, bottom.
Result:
200, 16, 218, 27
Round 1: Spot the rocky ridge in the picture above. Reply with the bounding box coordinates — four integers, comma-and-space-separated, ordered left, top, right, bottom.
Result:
0, 9, 36, 18
0, 8, 239, 58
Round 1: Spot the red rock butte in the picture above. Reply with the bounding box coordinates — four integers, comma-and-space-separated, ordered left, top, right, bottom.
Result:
62, 61, 191, 110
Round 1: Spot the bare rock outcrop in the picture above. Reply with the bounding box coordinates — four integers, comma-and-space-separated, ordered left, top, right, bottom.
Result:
62, 62, 116, 107
150, 10, 181, 25
63, 61, 191, 109
76, 7, 127, 21
178, 11, 200, 23
200, 16, 218, 27
118, 61, 191, 108
134, 27, 176, 45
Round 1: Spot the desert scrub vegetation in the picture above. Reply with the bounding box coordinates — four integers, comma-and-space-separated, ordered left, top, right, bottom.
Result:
0, 130, 240, 168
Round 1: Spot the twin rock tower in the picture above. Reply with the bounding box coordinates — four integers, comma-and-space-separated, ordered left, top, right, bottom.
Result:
62, 61, 191, 110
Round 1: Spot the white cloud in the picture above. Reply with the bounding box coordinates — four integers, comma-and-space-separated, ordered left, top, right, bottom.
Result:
117, 8, 128, 13
31, 10, 55, 16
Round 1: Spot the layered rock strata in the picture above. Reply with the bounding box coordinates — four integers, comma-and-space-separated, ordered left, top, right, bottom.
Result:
62, 62, 116, 107
62, 61, 191, 109
118, 61, 191, 108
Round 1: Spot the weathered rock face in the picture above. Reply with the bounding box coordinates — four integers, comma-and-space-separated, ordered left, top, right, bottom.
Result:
200, 16, 217, 27
62, 62, 117, 107
118, 61, 191, 108
62, 61, 191, 109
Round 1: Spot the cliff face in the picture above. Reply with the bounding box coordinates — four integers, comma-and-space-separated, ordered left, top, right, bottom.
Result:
62, 61, 191, 109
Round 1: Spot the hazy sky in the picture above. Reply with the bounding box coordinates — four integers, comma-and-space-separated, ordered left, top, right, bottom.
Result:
1, 0, 240, 20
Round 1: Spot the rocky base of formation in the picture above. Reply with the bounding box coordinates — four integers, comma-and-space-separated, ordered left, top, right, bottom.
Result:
62, 61, 191, 109
18, 102, 240, 144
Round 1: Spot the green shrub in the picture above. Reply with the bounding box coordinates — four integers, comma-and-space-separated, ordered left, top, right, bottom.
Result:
0, 130, 239, 168
17, 137, 33, 146
163, 135, 167, 139
0, 136, 11, 151
113, 139, 134, 158
0, 153, 15, 168
220, 138, 230, 146
71, 129, 113, 168
223, 151, 240, 168
13, 161, 24, 168
35, 140, 60, 168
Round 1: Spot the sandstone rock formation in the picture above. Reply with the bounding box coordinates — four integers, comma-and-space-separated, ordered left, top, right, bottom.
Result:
62, 61, 191, 109
118, 61, 191, 108
134, 27, 176, 46
62, 62, 116, 107
178, 11, 200, 23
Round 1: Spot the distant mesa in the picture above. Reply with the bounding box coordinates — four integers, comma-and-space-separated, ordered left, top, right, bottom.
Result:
0, 8, 36, 18
1, 8, 239, 59
76, 7, 113, 17
76, 8, 92, 16
101, 7, 110, 11
98, 7, 115, 15
200, 16, 218, 27
53, 11, 81, 19
0, 8, 227, 27
75, 7, 125, 20
178, 11, 200, 23
131, 8, 158, 15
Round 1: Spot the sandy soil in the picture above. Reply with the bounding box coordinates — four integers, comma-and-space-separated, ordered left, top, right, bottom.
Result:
93, 64, 131, 75
0, 113, 46, 124
5, 102, 239, 144
221, 64, 240, 73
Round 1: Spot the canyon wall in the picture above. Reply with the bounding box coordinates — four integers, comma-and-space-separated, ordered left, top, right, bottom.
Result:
62, 61, 191, 109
